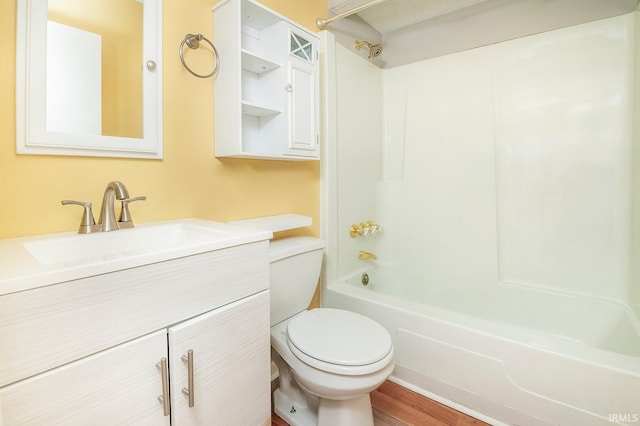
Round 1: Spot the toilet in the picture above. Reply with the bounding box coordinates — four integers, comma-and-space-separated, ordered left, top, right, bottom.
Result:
269, 236, 394, 426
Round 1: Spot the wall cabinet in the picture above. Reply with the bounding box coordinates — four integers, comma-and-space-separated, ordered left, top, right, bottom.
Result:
0, 242, 271, 425
213, 0, 319, 160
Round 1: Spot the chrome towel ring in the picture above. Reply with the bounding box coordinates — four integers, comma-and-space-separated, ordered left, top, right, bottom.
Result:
179, 33, 220, 78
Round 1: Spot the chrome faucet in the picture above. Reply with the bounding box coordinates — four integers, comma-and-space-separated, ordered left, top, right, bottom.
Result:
63, 180, 146, 234
98, 181, 130, 232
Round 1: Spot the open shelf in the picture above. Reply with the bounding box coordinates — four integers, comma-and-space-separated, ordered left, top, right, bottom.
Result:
230, 214, 312, 232
241, 101, 281, 116
241, 50, 280, 74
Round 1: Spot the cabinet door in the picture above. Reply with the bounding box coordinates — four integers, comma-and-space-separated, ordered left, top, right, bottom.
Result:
0, 330, 169, 426
286, 29, 319, 157
168, 290, 270, 426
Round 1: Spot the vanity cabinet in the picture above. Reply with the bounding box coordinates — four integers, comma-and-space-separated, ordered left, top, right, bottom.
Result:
0, 241, 271, 425
213, 0, 319, 160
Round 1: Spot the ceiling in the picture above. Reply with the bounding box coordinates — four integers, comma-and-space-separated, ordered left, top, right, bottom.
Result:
326, 0, 640, 67
328, 0, 492, 34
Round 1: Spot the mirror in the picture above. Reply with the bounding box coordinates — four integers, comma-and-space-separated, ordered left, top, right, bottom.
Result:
16, 0, 163, 159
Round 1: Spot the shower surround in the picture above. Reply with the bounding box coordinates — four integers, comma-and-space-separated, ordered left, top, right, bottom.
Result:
321, 11, 640, 426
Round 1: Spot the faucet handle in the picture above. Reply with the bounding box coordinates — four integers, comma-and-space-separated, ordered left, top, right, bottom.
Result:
62, 200, 97, 234
118, 196, 147, 229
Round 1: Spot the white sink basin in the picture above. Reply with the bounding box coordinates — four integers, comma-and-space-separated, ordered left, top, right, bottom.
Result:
0, 219, 272, 295
23, 222, 228, 265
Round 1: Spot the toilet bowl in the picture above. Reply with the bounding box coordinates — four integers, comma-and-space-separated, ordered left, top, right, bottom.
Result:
269, 237, 394, 426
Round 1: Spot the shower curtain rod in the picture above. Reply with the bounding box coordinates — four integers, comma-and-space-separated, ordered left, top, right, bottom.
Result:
316, 0, 390, 30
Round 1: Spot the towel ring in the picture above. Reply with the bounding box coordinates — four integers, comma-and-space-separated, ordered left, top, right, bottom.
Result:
179, 33, 220, 78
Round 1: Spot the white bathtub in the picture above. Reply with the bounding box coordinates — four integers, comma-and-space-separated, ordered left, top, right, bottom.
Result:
322, 266, 640, 426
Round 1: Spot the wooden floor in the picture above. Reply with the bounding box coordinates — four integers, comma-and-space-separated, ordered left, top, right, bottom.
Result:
271, 380, 489, 426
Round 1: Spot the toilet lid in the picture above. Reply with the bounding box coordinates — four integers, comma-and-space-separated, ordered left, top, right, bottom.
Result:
287, 308, 392, 373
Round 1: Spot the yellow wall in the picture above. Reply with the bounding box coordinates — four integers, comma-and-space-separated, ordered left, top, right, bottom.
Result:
0, 0, 326, 240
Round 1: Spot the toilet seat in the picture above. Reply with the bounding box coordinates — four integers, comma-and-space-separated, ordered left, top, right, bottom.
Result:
287, 308, 393, 376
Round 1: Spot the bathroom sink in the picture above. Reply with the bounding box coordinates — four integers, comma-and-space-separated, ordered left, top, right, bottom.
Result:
0, 218, 272, 295
24, 222, 227, 265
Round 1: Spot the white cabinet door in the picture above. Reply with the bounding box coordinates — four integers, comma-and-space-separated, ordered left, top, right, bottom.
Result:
288, 61, 317, 153
168, 290, 271, 426
0, 330, 169, 426
286, 29, 319, 157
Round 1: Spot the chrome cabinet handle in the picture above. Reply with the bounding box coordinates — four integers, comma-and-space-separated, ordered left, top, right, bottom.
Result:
181, 350, 195, 407
156, 358, 170, 416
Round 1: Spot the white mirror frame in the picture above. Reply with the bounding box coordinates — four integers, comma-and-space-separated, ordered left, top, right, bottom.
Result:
15, 0, 163, 159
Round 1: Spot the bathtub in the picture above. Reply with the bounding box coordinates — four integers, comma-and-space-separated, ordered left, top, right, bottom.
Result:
322, 265, 640, 426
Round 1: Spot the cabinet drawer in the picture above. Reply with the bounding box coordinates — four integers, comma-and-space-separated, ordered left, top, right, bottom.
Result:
0, 241, 268, 387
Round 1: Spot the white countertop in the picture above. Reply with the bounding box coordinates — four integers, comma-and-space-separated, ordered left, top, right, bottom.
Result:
0, 218, 272, 296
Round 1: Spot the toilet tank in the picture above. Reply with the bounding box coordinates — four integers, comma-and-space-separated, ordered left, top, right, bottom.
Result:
270, 237, 325, 326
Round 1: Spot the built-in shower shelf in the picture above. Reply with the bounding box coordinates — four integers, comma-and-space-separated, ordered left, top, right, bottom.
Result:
241, 101, 281, 116
241, 50, 280, 74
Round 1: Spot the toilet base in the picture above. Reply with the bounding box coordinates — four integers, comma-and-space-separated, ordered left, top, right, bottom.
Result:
318, 394, 374, 426
274, 388, 317, 426
274, 387, 374, 426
